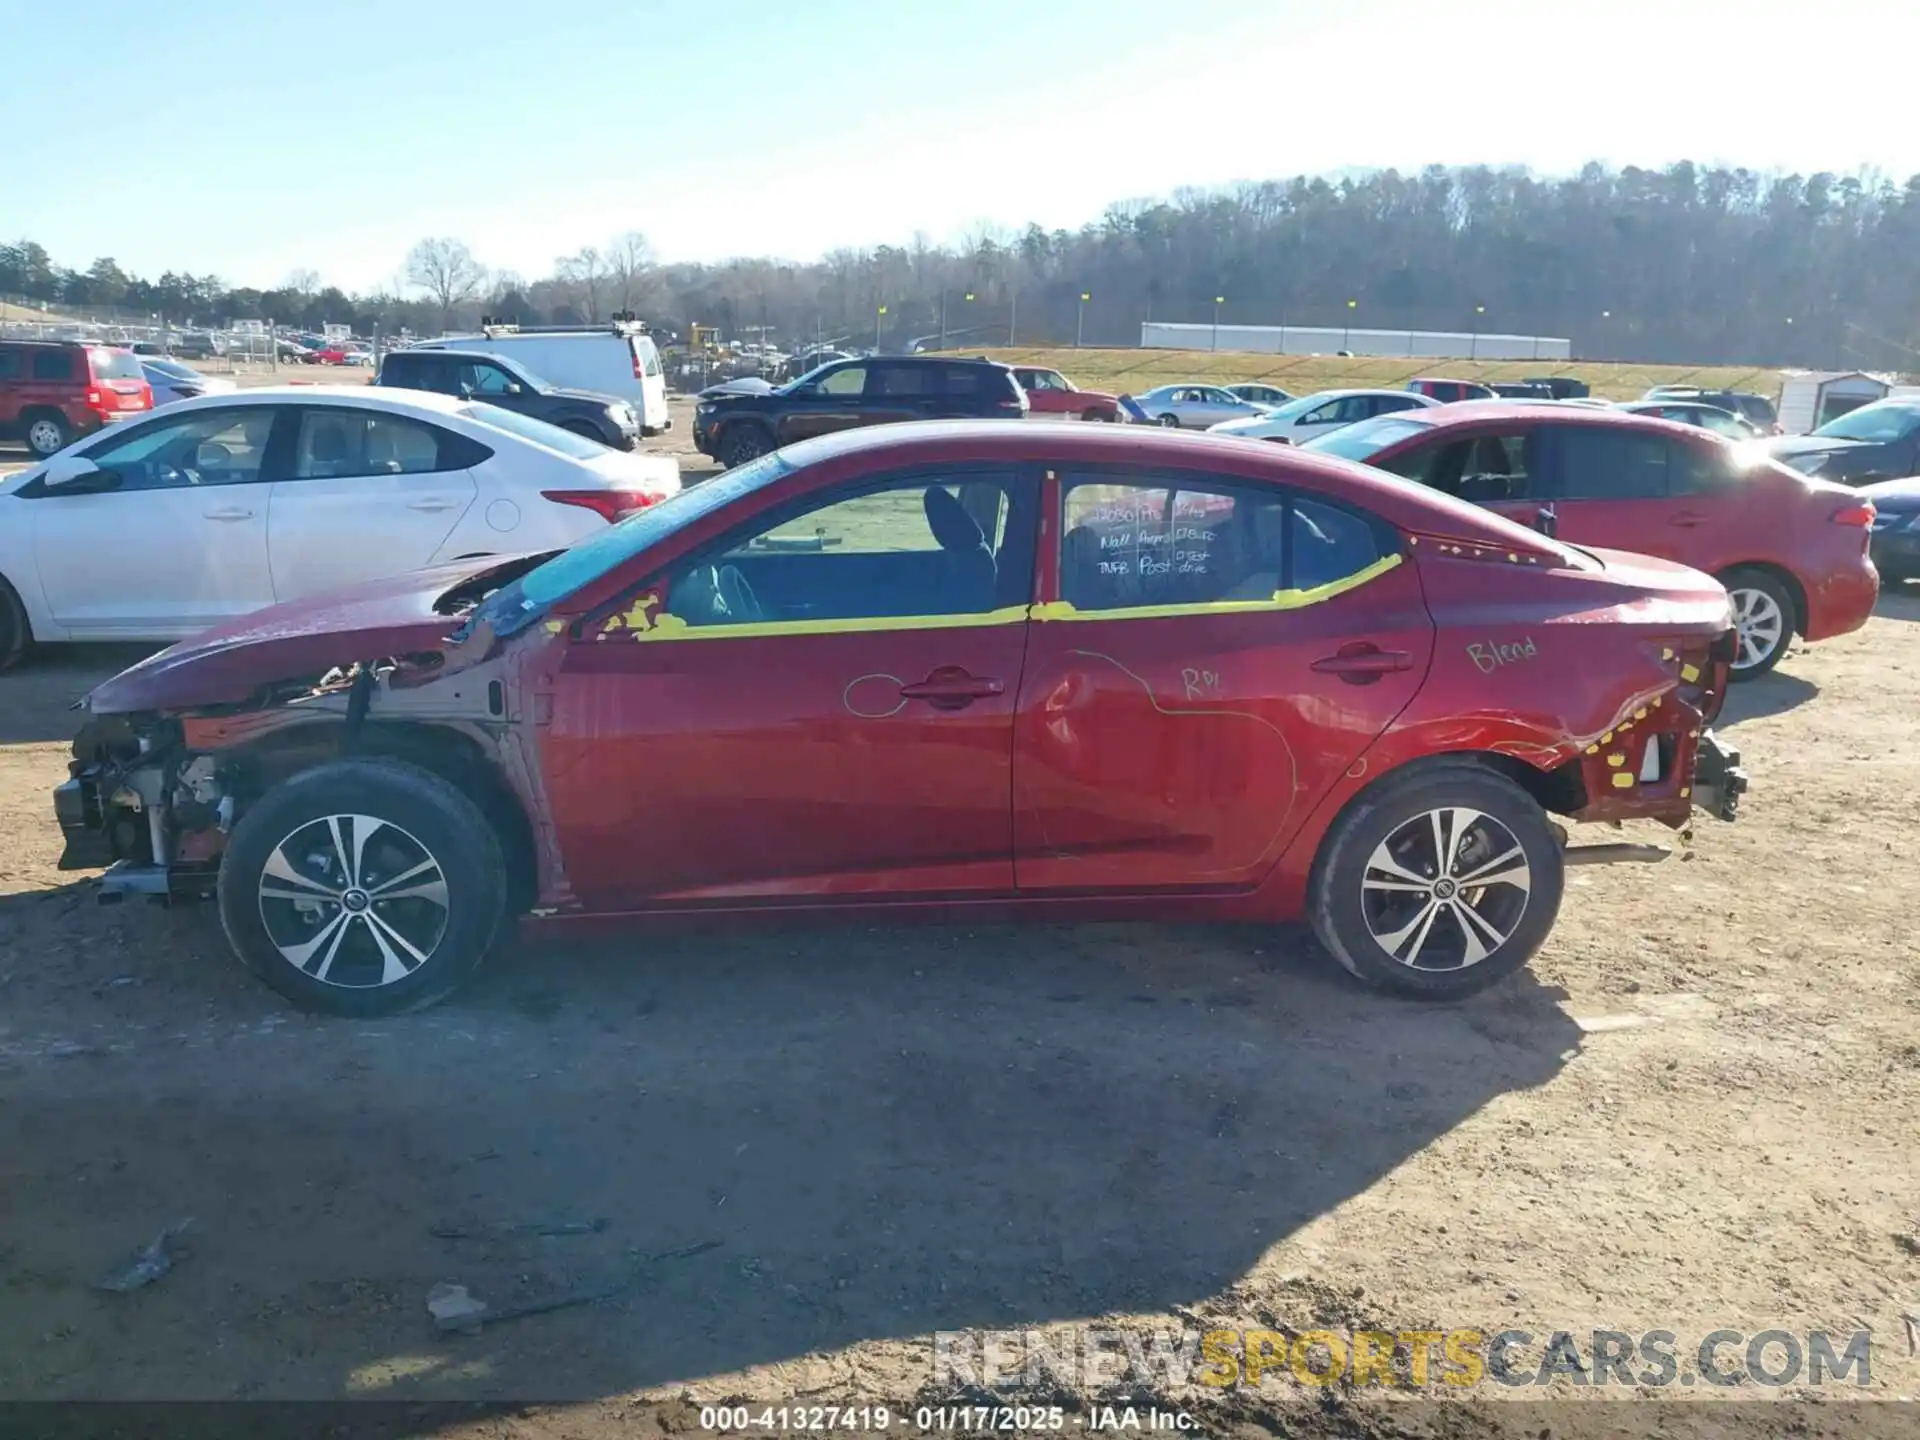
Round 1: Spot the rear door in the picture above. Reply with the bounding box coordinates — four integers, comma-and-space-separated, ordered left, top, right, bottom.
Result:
264, 406, 479, 601
861, 361, 942, 426
1014, 468, 1432, 892
1377, 424, 1548, 531
26, 404, 281, 635
1539, 425, 1736, 565
629, 335, 667, 431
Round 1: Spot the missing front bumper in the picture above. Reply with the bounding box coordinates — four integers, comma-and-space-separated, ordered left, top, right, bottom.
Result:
1693, 729, 1748, 822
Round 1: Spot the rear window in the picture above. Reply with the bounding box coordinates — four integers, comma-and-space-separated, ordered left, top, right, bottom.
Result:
88, 348, 145, 381
944, 365, 1017, 400
463, 401, 606, 458
1304, 415, 1435, 462
31, 350, 73, 381
631, 337, 662, 378
0, 348, 20, 380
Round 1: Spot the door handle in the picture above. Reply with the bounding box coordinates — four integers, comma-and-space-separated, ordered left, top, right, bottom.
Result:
1311, 644, 1413, 684
1669, 511, 1707, 527
899, 668, 1005, 710
407, 498, 460, 512
202, 506, 253, 521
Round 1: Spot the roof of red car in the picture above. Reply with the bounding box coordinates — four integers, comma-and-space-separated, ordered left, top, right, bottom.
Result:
1408, 400, 1704, 432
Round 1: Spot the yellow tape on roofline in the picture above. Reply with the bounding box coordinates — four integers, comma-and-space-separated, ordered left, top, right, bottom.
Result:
1031, 553, 1402, 623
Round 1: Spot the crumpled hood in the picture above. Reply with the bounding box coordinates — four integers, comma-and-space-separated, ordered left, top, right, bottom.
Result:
87, 554, 540, 715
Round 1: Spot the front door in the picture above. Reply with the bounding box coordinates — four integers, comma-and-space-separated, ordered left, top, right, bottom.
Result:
1013, 469, 1433, 892
265, 406, 477, 601
775, 361, 871, 443
540, 466, 1038, 910
28, 404, 280, 636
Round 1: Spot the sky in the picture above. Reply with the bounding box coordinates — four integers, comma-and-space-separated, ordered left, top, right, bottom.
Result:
6, 0, 1919, 294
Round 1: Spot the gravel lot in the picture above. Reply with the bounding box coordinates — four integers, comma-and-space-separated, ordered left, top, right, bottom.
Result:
1, 395, 1917, 1434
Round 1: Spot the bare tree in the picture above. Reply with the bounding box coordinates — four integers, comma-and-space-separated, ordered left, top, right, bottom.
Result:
556, 247, 605, 322
404, 238, 486, 332
284, 267, 321, 298
607, 231, 653, 314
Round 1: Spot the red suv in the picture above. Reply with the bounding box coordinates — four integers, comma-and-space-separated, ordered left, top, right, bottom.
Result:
0, 341, 154, 457
1306, 402, 1878, 678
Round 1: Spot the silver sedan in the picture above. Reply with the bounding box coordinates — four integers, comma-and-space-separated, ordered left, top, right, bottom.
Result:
1129, 383, 1276, 429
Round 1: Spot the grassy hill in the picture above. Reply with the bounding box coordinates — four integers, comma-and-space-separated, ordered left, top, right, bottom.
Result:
962, 347, 1790, 403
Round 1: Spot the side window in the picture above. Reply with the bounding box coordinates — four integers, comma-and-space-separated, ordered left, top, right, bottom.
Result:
815, 364, 866, 397
661, 471, 1024, 626
1669, 438, 1736, 494
78, 407, 277, 491
32, 350, 73, 381
1556, 428, 1670, 500
1037, 372, 1069, 392
1301, 402, 1339, 425
468, 363, 519, 397
1058, 477, 1390, 611
1370, 395, 1424, 417
634, 340, 662, 378
870, 364, 935, 397
944, 367, 983, 397
1393, 432, 1535, 502
290, 410, 447, 480
0, 348, 20, 380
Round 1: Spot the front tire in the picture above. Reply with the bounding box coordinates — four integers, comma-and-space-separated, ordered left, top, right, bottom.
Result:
218, 758, 507, 1016
1155, 413, 1181, 428
1309, 762, 1563, 1000
718, 422, 773, 468
1719, 567, 1793, 679
25, 413, 71, 457
1082, 407, 1112, 422
0, 573, 30, 671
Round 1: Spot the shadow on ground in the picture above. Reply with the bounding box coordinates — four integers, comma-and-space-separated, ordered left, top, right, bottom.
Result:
0, 644, 156, 744
1873, 580, 1920, 623
1716, 667, 1819, 727
0, 881, 1581, 1403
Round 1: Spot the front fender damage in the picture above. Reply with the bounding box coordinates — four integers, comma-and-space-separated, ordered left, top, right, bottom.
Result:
60, 625, 574, 911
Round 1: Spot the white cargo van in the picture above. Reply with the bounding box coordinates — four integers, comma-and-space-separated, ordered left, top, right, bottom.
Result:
416, 321, 670, 435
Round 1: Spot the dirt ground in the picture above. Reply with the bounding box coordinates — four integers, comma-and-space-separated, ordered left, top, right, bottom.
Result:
2, 402, 1918, 1436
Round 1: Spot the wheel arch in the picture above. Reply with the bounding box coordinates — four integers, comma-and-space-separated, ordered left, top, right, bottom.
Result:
1716, 561, 1806, 637
215, 719, 538, 916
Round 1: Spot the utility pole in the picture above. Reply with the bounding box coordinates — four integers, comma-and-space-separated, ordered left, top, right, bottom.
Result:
1009, 289, 1017, 347
1343, 298, 1357, 351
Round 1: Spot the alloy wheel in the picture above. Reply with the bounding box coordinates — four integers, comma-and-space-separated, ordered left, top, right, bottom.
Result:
257, 814, 449, 989
1360, 806, 1532, 970
1729, 587, 1785, 672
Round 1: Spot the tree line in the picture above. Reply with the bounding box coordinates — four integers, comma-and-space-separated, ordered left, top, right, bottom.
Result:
5, 162, 1918, 370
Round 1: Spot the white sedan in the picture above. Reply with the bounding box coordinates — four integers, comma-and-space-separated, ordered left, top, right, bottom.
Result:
1208, 388, 1440, 444
0, 386, 679, 662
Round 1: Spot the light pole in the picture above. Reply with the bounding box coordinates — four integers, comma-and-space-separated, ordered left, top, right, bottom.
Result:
875, 303, 886, 351
1471, 304, 1485, 361
1076, 291, 1089, 348
1211, 295, 1224, 351
1008, 288, 1017, 347
1342, 298, 1357, 351
938, 290, 947, 351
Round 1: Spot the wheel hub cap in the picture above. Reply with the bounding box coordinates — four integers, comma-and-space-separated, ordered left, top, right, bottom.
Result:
1360, 807, 1532, 971
257, 814, 449, 990
1730, 587, 1784, 670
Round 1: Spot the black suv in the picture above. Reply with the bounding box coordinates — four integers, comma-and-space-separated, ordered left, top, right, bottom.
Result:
693, 355, 1027, 468
375, 348, 639, 449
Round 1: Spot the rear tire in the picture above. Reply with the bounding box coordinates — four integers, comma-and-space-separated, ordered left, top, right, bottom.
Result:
1155, 413, 1180, 428
218, 757, 507, 1017
1082, 408, 1112, 422
24, 412, 71, 457
1309, 761, 1563, 1000
0, 573, 30, 671
1718, 566, 1794, 679
718, 422, 773, 468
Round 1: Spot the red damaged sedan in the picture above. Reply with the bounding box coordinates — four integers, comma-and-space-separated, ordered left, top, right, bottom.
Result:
56, 422, 1747, 1015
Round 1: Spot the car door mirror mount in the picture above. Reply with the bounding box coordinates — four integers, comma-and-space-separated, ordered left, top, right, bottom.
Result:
41, 454, 117, 492
1534, 505, 1558, 538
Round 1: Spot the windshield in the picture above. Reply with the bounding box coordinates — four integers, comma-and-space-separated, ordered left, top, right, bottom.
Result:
1812, 402, 1920, 443
463, 401, 608, 458
1254, 393, 1333, 425
773, 362, 839, 395
468, 450, 797, 637
1303, 414, 1434, 460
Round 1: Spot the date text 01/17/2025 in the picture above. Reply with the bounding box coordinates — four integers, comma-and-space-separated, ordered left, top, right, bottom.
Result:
697, 1405, 1201, 1432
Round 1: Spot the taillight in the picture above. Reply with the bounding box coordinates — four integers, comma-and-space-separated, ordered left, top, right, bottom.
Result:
85, 387, 103, 408
542, 489, 663, 523
630, 345, 644, 379
1830, 502, 1875, 527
